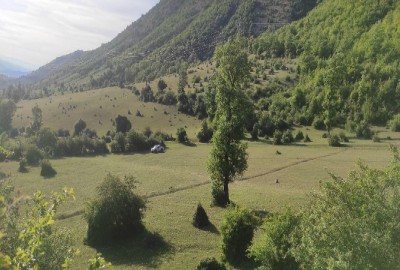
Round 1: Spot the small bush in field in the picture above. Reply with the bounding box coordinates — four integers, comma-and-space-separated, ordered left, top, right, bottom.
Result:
339, 132, 349, 142
196, 258, 226, 270
303, 134, 311, 142
388, 114, 400, 132
40, 159, 57, 177
84, 174, 146, 246
295, 131, 304, 141
273, 130, 283, 145
192, 203, 210, 229
25, 145, 43, 166
328, 134, 341, 147
19, 158, 28, 173
177, 127, 188, 143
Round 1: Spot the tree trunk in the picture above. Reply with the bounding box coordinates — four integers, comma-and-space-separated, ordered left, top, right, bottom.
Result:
223, 179, 230, 206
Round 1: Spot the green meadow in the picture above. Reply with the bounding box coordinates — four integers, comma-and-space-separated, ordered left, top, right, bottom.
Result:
1, 126, 398, 269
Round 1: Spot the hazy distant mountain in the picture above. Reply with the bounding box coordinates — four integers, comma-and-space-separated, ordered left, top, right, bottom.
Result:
0, 59, 31, 78
19, 0, 316, 92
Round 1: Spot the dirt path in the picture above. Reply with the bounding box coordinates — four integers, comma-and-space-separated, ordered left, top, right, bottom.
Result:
56, 149, 345, 220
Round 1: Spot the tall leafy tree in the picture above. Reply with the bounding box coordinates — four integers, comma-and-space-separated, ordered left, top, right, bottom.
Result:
207, 38, 251, 206
31, 105, 42, 133
0, 99, 16, 133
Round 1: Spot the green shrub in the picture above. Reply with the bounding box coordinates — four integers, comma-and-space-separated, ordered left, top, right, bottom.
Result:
197, 258, 226, 270
177, 127, 188, 143
282, 130, 294, 144
339, 132, 349, 142
328, 134, 341, 147
220, 207, 258, 265
73, 119, 87, 136
345, 118, 357, 133
192, 203, 210, 229
40, 159, 57, 177
36, 128, 57, 149
250, 124, 259, 140
126, 131, 148, 152
25, 145, 43, 166
84, 174, 146, 246
312, 117, 325, 130
303, 134, 311, 142
197, 122, 214, 143
295, 131, 304, 141
18, 158, 28, 173
388, 114, 400, 132
249, 209, 300, 270
355, 121, 373, 139
273, 130, 283, 145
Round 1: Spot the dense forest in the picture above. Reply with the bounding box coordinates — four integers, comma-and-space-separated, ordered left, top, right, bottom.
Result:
251, 0, 400, 127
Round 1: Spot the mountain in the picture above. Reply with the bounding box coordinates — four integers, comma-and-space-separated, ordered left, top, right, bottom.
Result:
18, 0, 316, 93
252, 0, 400, 126
0, 59, 30, 78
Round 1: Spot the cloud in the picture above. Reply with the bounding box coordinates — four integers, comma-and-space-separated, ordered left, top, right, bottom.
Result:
0, 0, 159, 69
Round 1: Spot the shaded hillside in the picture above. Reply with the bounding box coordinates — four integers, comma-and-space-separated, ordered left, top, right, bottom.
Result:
15, 0, 316, 95
252, 0, 400, 126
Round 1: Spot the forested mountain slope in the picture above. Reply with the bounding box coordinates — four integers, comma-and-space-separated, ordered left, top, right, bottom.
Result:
12, 0, 315, 94
252, 0, 400, 125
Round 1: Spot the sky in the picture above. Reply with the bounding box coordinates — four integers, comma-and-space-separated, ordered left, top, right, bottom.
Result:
0, 0, 159, 70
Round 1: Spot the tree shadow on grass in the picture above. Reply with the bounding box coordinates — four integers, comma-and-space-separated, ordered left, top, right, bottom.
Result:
200, 222, 220, 235
93, 230, 174, 268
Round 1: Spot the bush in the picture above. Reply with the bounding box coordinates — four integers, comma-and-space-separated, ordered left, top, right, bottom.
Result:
273, 130, 283, 145
295, 131, 304, 141
192, 203, 210, 229
250, 124, 259, 140
197, 258, 226, 270
84, 174, 146, 245
18, 158, 28, 173
328, 134, 341, 147
355, 121, 373, 139
40, 159, 57, 177
115, 115, 132, 133
303, 134, 311, 142
339, 132, 349, 142
36, 128, 57, 149
113, 132, 126, 152
73, 119, 87, 136
220, 207, 258, 265
126, 131, 148, 152
312, 117, 325, 130
197, 121, 213, 143
25, 145, 43, 166
388, 114, 400, 132
282, 130, 294, 144
177, 127, 188, 143
249, 209, 300, 270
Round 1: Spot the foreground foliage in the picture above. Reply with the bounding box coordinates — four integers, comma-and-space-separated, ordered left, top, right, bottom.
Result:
250, 145, 400, 270
220, 206, 258, 265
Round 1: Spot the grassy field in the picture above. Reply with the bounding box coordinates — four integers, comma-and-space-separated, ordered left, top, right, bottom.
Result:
1, 126, 399, 269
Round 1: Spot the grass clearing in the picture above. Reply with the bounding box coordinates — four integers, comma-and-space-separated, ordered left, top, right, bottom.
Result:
1, 130, 399, 269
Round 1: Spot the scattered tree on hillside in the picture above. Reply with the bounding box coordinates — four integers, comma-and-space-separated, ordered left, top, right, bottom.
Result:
31, 105, 43, 134
73, 119, 87, 136
207, 38, 250, 206
115, 115, 132, 133
157, 79, 168, 92
0, 99, 16, 133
